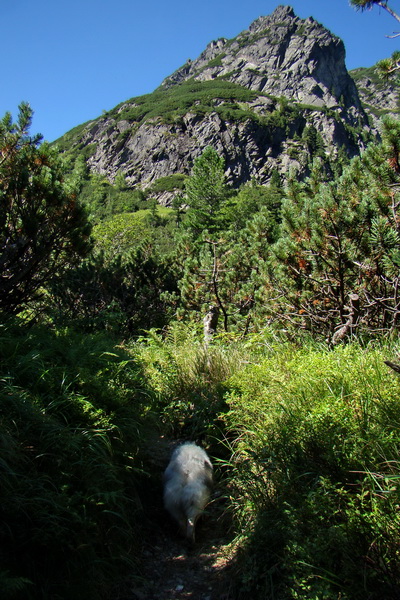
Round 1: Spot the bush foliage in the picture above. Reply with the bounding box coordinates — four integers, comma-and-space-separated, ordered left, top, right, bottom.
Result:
221, 340, 400, 599
0, 103, 91, 313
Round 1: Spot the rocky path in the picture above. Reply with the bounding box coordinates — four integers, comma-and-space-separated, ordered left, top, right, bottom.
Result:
130, 516, 234, 600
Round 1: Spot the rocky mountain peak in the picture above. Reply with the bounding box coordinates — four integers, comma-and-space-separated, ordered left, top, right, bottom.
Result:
56, 5, 375, 201
161, 5, 362, 122
248, 4, 296, 33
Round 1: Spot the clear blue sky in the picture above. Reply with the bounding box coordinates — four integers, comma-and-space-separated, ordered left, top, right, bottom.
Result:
1, 0, 397, 142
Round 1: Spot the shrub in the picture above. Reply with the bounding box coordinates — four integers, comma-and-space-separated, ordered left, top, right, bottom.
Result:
146, 174, 186, 194
0, 103, 91, 313
113, 80, 258, 126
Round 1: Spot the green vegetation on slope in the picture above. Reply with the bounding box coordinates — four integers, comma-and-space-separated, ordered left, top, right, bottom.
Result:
133, 326, 400, 599
55, 77, 348, 159
112, 80, 259, 125
53, 79, 261, 155
350, 64, 400, 118
2, 14, 400, 593
2, 315, 400, 599
221, 340, 400, 599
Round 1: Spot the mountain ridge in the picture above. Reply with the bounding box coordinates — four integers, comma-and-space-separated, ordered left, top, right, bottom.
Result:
55, 5, 393, 203
161, 5, 363, 122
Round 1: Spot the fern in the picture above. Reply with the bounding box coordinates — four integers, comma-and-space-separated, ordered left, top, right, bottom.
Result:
0, 571, 32, 599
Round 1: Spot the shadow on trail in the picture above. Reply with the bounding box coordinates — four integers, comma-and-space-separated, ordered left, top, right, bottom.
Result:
132, 500, 236, 600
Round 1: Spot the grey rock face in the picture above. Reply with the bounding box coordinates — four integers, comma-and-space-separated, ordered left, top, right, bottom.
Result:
83, 105, 361, 194
162, 5, 364, 124
350, 66, 400, 129
57, 5, 373, 202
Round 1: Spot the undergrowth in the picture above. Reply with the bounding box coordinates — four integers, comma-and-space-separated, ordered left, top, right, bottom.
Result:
2, 315, 400, 600
130, 323, 245, 440
0, 317, 152, 600
220, 340, 400, 599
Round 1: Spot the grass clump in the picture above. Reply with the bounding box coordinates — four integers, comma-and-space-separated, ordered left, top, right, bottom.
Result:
0, 317, 150, 600
221, 341, 400, 600
131, 324, 244, 439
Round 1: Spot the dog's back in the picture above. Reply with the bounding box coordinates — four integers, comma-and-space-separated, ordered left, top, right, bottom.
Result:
163, 442, 213, 541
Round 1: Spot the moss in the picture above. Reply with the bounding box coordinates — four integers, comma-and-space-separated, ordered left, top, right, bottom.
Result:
205, 53, 227, 69
80, 143, 97, 159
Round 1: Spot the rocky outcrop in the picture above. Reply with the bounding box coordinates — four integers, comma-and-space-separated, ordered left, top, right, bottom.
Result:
163, 5, 364, 123
350, 65, 399, 128
55, 5, 374, 202
81, 105, 365, 193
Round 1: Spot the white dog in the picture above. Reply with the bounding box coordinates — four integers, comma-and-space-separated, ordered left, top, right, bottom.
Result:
163, 442, 213, 542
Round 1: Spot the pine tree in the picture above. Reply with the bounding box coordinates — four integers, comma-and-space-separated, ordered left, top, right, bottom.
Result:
175, 177, 285, 334
272, 117, 400, 338
0, 103, 91, 313
183, 146, 230, 238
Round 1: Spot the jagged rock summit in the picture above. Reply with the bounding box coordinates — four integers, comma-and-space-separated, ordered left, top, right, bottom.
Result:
163, 5, 363, 120
56, 5, 372, 200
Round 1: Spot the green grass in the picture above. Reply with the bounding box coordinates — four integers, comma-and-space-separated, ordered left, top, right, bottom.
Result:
131, 323, 243, 438
0, 317, 151, 599
129, 325, 400, 600
220, 340, 400, 599
350, 65, 386, 87
51, 120, 95, 150
4, 312, 400, 599
53, 76, 356, 169
204, 53, 227, 69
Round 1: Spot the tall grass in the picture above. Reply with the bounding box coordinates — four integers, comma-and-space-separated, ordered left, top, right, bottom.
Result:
0, 317, 150, 599
4, 313, 400, 599
221, 341, 400, 599
131, 323, 245, 439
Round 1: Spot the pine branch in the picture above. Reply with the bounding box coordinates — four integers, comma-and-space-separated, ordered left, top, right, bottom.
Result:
379, 1, 400, 25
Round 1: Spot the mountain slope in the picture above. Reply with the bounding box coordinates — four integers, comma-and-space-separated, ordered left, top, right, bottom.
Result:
350, 65, 400, 127
55, 4, 374, 201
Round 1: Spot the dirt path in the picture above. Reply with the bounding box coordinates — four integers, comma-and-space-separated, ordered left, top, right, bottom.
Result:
130, 517, 234, 600
122, 436, 237, 600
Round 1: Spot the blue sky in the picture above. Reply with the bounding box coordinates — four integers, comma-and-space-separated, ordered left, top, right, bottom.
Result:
1, 0, 397, 142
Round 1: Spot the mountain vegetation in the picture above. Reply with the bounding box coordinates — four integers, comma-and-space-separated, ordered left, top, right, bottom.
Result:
1, 3, 400, 600
0, 103, 91, 313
